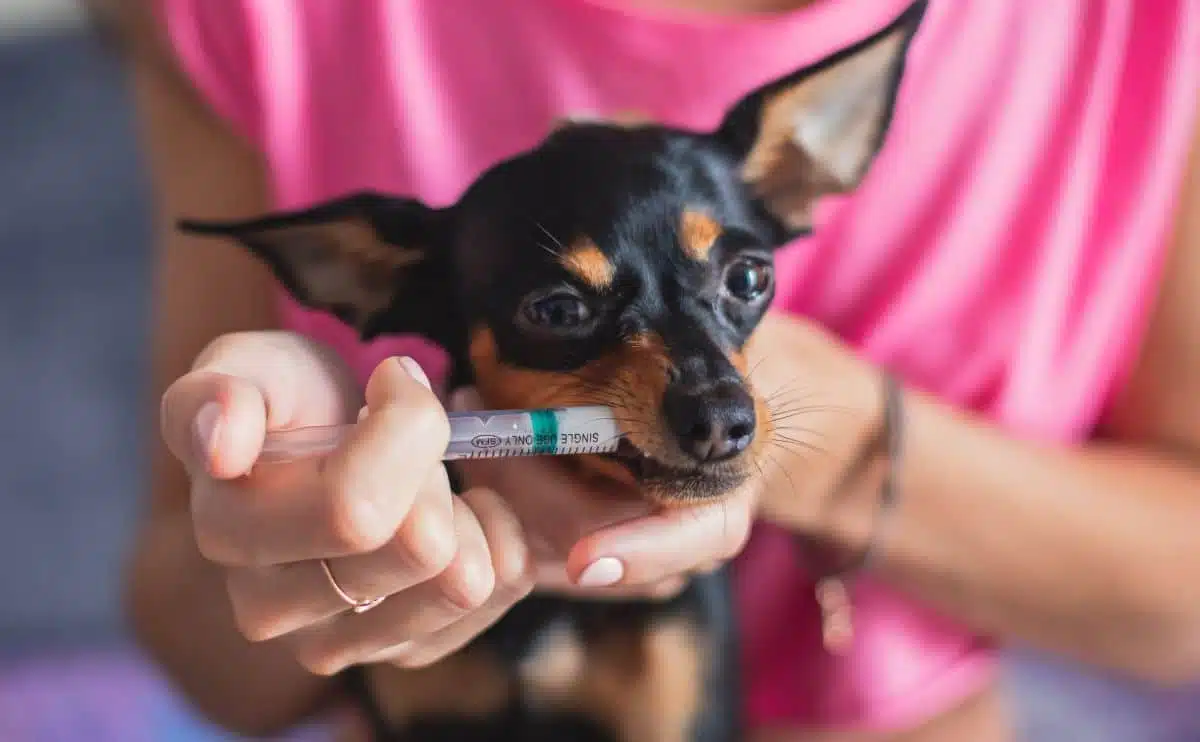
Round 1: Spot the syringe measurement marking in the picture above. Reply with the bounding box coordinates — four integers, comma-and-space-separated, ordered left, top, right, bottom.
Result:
480, 433, 603, 447
450, 444, 613, 460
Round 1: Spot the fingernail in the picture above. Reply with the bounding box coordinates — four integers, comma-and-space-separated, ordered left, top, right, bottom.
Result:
356, 405, 370, 422
193, 402, 222, 462
576, 557, 624, 588
397, 356, 431, 391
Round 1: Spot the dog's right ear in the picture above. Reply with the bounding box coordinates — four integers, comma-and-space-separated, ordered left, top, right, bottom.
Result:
179, 192, 458, 343
715, 1, 925, 239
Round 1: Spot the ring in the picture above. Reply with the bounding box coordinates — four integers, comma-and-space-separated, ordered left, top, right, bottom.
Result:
320, 559, 386, 614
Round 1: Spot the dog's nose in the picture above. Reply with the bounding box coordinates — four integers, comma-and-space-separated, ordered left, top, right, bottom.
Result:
663, 382, 756, 463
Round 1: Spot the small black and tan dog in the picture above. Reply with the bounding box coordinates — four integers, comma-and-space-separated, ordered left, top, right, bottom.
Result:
179, 4, 924, 740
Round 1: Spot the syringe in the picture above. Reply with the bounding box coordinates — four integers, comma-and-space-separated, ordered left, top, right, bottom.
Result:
257, 406, 623, 464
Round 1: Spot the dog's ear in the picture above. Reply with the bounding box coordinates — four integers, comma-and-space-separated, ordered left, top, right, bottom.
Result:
179, 192, 459, 344
715, 1, 925, 237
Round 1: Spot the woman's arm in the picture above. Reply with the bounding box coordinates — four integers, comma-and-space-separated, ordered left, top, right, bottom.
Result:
760, 109, 1200, 685
97, 2, 340, 733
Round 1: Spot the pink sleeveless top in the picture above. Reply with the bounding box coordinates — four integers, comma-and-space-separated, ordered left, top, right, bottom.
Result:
154, 0, 1200, 731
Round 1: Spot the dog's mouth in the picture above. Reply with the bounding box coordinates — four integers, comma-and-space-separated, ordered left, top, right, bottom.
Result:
598, 438, 747, 502
601, 438, 674, 480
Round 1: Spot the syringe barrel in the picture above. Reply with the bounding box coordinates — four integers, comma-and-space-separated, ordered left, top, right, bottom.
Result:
443, 406, 621, 459
256, 405, 623, 464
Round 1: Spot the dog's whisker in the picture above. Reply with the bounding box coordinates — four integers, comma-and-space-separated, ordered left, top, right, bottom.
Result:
762, 385, 823, 404
762, 449, 802, 504
770, 425, 824, 439
531, 219, 568, 251
771, 427, 829, 444
768, 439, 835, 465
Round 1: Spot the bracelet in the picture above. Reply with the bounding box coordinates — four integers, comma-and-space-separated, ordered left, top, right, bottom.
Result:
860, 371, 904, 571
811, 371, 904, 654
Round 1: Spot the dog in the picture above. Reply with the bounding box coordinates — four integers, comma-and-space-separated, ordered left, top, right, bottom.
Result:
178, 4, 924, 740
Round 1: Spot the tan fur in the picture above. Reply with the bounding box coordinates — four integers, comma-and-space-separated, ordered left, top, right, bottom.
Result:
364, 647, 512, 726
268, 218, 424, 329
679, 210, 723, 260
740, 28, 906, 231
737, 335, 776, 471
470, 326, 672, 474
518, 621, 588, 703
561, 238, 616, 289
521, 619, 706, 742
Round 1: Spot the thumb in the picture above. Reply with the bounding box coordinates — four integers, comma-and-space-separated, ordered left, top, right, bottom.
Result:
161, 331, 357, 480
160, 370, 267, 481
564, 495, 753, 587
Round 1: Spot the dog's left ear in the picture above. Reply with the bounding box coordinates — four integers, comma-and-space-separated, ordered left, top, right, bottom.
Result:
179, 191, 458, 344
716, 1, 926, 237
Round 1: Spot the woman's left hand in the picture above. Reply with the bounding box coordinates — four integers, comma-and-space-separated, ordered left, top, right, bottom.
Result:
739, 311, 887, 537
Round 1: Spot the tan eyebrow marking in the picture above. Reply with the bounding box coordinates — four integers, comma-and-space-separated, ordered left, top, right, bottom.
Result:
560, 238, 615, 289
679, 210, 722, 261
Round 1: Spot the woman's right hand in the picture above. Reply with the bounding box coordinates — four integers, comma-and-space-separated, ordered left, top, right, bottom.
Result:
159, 332, 535, 676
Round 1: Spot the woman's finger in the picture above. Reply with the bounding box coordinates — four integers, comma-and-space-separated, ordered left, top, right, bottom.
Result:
455, 462, 650, 559
564, 492, 754, 587
162, 370, 269, 481
363, 487, 534, 668
371, 572, 533, 669
161, 331, 356, 480
191, 357, 453, 567
287, 494, 497, 676
224, 468, 458, 641
534, 561, 687, 600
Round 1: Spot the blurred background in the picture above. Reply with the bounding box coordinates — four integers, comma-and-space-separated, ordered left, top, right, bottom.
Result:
0, 1, 1197, 740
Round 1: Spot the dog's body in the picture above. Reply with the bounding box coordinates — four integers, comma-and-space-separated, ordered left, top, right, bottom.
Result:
180, 5, 924, 740
340, 571, 741, 742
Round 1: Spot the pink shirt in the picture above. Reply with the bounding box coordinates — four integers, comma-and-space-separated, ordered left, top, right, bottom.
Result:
155, 0, 1200, 731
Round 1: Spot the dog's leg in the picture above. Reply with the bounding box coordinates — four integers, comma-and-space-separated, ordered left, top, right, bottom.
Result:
601, 616, 708, 742
516, 598, 734, 742
360, 644, 515, 737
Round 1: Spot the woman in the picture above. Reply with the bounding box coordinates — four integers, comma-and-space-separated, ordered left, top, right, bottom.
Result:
103, 0, 1200, 740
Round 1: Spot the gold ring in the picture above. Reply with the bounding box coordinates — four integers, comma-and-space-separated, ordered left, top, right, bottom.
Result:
320, 559, 385, 614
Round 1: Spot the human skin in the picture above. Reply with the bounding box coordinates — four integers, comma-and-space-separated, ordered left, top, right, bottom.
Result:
107, 0, 1200, 739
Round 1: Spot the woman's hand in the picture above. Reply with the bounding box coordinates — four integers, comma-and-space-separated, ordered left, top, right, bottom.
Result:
159, 333, 536, 674
448, 390, 763, 601
742, 311, 888, 540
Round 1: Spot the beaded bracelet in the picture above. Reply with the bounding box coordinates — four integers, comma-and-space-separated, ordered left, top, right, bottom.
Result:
813, 372, 904, 654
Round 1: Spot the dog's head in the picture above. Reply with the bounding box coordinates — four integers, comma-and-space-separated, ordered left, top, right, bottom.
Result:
181, 5, 921, 504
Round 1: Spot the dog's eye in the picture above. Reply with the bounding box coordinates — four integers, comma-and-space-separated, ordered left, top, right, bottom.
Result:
723, 258, 773, 302
522, 292, 592, 329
